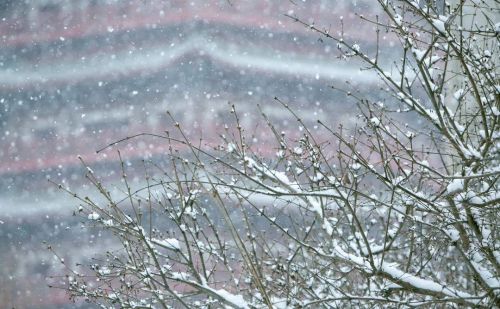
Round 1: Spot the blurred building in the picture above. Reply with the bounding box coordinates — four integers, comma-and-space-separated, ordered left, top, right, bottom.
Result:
1, 1, 380, 183
0, 1, 382, 308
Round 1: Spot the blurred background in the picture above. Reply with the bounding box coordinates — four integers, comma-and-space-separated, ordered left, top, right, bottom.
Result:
0, 1, 382, 307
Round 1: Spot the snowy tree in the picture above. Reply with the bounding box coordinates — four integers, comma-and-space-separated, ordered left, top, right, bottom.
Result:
50, 1, 499, 308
